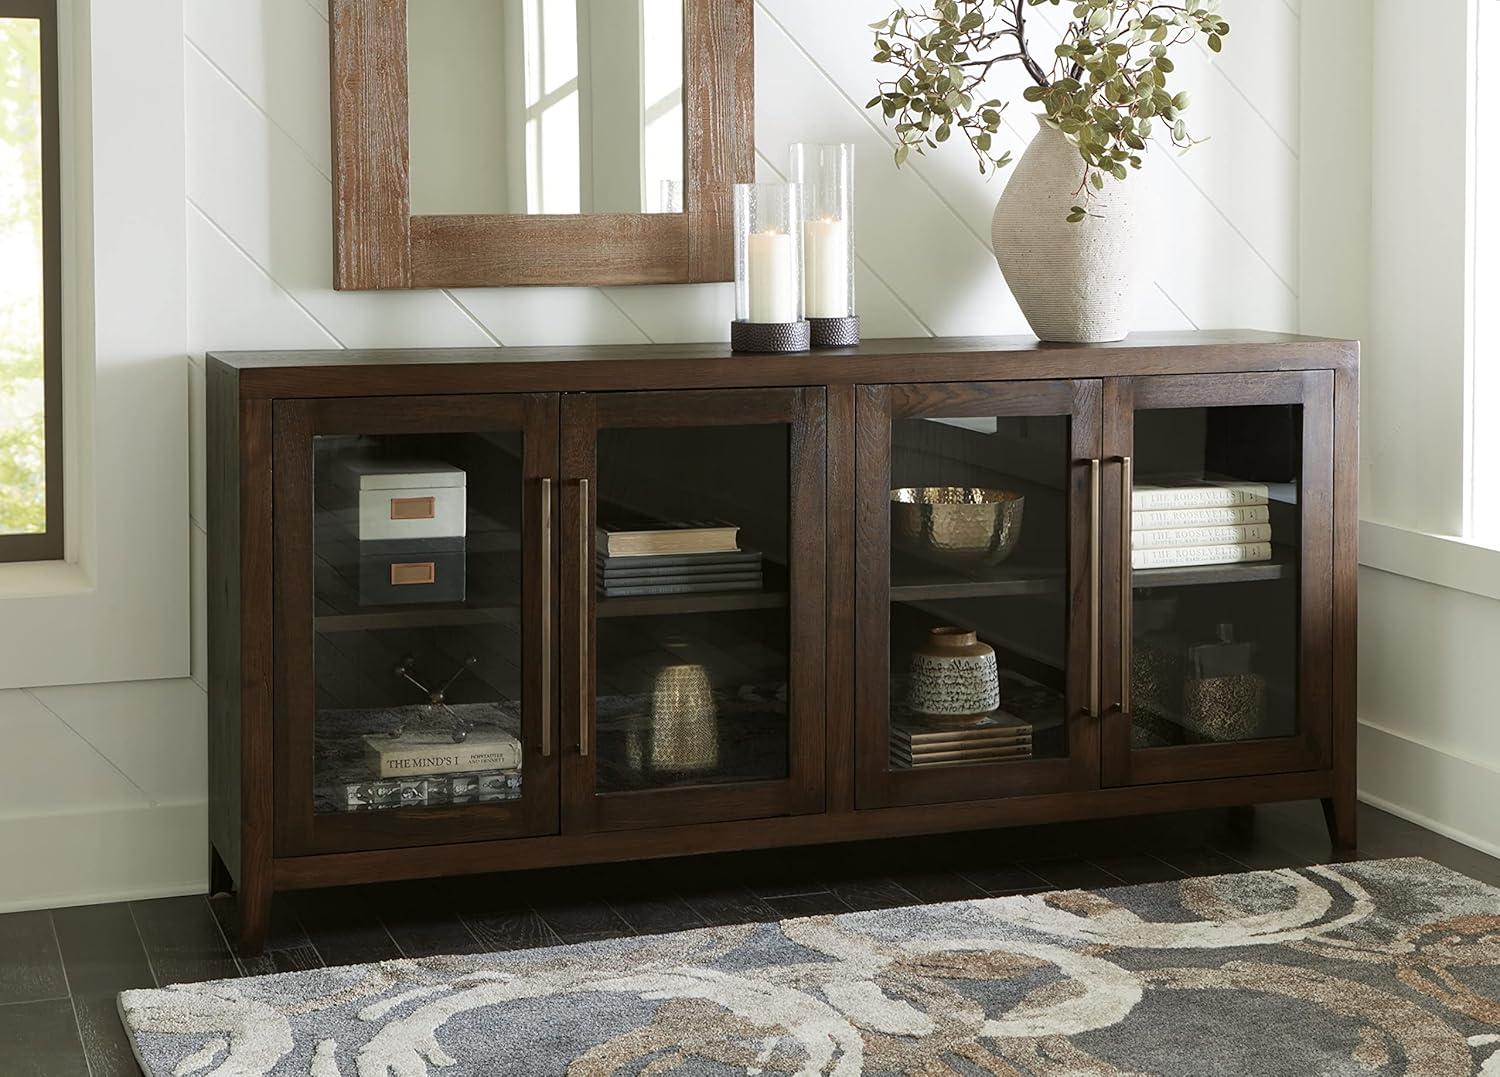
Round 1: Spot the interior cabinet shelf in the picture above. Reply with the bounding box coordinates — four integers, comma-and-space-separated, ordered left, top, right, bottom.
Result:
595, 591, 790, 618
1131, 545, 1297, 588
311, 556, 1285, 628
315, 590, 797, 631
313, 606, 519, 633
890, 565, 1064, 602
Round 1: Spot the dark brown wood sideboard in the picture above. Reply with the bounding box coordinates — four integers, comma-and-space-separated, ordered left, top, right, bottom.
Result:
208, 331, 1358, 951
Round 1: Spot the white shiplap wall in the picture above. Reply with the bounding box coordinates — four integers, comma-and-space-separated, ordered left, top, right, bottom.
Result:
0, 0, 1304, 910
183, 0, 1300, 358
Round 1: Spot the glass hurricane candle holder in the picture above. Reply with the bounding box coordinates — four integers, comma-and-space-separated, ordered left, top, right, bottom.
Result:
790, 142, 858, 347
731, 182, 809, 353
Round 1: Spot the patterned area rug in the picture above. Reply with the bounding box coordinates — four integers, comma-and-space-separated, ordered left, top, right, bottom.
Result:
119, 857, 1500, 1075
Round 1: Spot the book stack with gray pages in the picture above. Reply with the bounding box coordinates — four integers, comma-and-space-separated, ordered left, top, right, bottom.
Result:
1131, 480, 1274, 570
596, 520, 762, 598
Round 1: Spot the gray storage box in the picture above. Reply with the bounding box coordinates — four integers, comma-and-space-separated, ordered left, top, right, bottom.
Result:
357, 536, 466, 606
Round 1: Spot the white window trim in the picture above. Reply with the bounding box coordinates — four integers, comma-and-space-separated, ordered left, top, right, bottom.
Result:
1361, 520, 1500, 604
1357, 0, 1500, 594
0, 0, 188, 689
1470, 0, 1500, 543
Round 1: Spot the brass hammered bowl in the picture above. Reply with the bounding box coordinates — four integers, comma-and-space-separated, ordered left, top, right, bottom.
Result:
891, 486, 1025, 566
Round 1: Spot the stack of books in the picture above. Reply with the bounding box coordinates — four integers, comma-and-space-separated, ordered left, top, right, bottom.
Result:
363, 727, 522, 777
313, 704, 525, 814
597, 520, 763, 598
1131, 481, 1274, 570
889, 711, 1033, 769
320, 771, 523, 813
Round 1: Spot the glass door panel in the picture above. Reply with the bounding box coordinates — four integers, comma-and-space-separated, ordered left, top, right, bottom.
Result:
310, 430, 525, 815
856, 382, 1101, 810
1103, 373, 1334, 785
1129, 404, 1300, 747
275, 395, 559, 855
593, 421, 791, 795
889, 414, 1071, 765
562, 390, 825, 832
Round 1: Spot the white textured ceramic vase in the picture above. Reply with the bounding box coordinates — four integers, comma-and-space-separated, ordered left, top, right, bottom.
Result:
991, 116, 1147, 343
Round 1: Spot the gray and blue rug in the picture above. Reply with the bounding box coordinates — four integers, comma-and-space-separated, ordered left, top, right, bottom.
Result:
119, 857, 1500, 1075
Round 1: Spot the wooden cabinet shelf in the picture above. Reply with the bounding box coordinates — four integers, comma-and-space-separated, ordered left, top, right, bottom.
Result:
1130, 545, 1298, 588
890, 565, 1064, 602
595, 591, 789, 618
209, 331, 1359, 954
313, 606, 519, 633
314, 592, 795, 631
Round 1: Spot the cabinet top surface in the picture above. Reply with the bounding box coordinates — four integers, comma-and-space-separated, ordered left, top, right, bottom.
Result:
209, 330, 1357, 398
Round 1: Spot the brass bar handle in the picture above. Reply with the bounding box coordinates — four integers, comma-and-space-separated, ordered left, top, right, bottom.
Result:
1120, 456, 1133, 717
1089, 458, 1101, 720
577, 477, 591, 758
539, 478, 552, 758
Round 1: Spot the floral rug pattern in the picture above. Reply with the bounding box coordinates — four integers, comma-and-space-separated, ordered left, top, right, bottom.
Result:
119, 857, 1500, 1075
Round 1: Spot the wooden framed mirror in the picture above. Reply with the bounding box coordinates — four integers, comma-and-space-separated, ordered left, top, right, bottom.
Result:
330, 0, 752, 289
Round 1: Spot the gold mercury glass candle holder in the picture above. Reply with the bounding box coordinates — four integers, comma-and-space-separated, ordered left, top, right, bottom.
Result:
790, 143, 858, 347
731, 182, 809, 353
1182, 672, 1267, 743
627, 663, 720, 775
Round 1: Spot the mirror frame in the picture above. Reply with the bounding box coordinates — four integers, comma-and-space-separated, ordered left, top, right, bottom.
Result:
330, 0, 753, 290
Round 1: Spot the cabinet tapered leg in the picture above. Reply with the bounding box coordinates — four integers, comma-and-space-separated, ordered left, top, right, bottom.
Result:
1322, 794, 1357, 850
237, 866, 272, 956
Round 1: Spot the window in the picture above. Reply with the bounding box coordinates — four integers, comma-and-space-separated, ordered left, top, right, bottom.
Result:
0, 0, 59, 562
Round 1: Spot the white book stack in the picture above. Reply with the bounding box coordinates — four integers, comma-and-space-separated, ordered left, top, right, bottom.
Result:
1131, 481, 1274, 570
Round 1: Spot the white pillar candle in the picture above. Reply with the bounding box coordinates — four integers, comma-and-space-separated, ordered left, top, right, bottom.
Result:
803, 217, 850, 318
747, 230, 797, 323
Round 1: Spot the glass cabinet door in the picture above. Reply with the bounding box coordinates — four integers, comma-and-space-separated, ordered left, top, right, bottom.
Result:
274, 395, 559, 855
1101, 372, 1334, 785
854, 381, 1102, 809
560, 389, 826, 832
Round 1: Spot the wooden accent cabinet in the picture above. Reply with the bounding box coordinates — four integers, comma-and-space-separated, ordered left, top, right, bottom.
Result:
209, 332, 1358, 952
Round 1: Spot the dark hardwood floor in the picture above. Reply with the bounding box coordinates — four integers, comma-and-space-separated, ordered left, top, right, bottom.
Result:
4, 800, 1498, 1076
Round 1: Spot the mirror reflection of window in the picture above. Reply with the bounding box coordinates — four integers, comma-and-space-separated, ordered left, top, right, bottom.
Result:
407, 0, 685, 217
526, 0, 580, 214
639, 0, 683, 214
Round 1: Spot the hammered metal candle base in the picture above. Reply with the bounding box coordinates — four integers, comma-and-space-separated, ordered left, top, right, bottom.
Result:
731, 320, 811, 353
809, 315, 861, 348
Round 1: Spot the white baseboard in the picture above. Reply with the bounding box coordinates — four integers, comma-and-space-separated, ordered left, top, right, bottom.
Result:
1358, 789, 1500, 861
0, 799, 208, 913
1357, 719, 1500, 860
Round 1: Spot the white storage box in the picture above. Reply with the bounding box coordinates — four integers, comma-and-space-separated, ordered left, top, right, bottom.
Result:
334, 460, 467, 542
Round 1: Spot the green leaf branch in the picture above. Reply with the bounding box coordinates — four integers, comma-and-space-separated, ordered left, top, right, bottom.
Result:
866, 0, 1229, 212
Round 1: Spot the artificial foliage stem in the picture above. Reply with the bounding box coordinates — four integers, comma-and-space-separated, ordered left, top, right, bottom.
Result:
867, 0, 1230, 216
